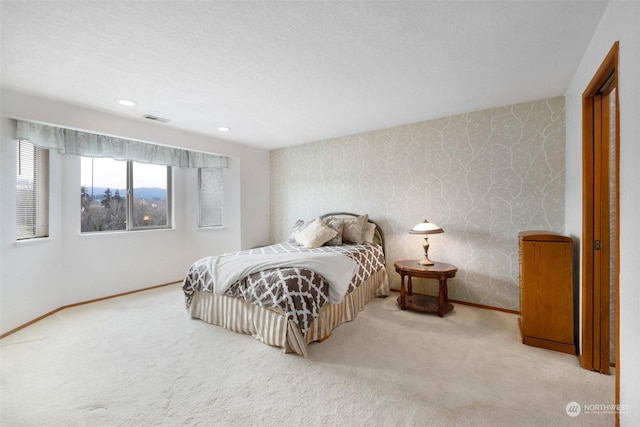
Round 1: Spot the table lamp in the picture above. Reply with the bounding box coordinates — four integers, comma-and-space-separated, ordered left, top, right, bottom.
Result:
409, 219, 443, 266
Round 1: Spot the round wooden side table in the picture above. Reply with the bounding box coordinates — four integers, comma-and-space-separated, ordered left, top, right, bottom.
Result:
394, 260, 457, 317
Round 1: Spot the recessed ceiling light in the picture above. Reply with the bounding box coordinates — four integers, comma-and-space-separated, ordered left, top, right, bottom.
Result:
217, 126, 231, 132
115, 98, 137, 107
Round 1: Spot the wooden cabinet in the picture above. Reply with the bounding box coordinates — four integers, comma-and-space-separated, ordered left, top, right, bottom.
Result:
518, 231, 575, 355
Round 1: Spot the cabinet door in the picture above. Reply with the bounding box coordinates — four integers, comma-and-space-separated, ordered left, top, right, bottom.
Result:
521, 241, 573, 344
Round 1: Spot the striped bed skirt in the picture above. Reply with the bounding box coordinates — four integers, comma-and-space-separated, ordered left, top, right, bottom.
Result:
187, 267, 390, 357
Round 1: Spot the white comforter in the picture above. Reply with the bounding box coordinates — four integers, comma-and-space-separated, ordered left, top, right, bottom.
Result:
208, 251, 358, 304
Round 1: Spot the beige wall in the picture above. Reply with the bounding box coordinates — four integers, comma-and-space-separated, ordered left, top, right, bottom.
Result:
271, 97, 565, 311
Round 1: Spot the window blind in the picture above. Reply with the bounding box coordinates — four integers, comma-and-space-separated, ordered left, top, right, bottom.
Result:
199, 167, 223, 227
16, 140, 49, 239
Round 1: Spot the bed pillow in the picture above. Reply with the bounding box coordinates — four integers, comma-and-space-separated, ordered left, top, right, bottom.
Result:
363, 221, 376, 244
287, 219, 307, 243
295, 217, 338, 249
342, 214, 368, 244
322, 216, 344, 246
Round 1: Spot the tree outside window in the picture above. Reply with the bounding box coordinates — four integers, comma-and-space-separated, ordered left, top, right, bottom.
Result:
80, 157, 171, 232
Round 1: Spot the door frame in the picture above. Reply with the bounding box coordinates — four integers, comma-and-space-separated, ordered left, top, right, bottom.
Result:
581, 40, 619, 416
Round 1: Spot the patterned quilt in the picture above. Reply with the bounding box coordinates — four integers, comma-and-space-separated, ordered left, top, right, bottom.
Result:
182, 242, 386, 334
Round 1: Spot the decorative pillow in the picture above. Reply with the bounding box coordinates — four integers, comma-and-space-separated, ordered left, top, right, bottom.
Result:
295, 217, 338, 249
363, 221, 376, 244
342, 214, 368, 244
287, 219, 307, 243
322, 216, 344, 246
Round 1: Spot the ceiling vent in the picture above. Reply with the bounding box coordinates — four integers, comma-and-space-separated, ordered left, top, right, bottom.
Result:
143, 114, 170, 123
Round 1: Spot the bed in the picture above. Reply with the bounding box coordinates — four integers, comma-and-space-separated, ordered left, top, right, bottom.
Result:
182, 212, 389, 356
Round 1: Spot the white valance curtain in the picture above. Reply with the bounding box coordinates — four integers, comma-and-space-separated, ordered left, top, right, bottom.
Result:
16, 120, 228, 168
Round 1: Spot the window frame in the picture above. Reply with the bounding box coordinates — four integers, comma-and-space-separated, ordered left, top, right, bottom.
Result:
16, 140, 49, 241
198, 167, 224, 228
128, 161, 173, 231
81, 157, 173, 233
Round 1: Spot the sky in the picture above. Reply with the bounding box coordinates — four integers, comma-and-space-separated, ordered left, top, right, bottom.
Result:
80, 157, 167, 189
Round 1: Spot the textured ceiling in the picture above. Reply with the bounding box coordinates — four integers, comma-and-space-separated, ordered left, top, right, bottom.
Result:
1, 1, 608, 150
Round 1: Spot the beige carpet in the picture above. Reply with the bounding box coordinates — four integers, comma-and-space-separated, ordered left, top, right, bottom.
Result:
1, 284, 614, 426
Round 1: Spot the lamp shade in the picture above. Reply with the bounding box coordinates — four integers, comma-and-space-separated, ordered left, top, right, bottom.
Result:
409, 219, 443, 235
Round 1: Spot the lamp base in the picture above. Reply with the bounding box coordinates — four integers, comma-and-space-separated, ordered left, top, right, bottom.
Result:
419, 235, 435, 266
418, 258, 435, 266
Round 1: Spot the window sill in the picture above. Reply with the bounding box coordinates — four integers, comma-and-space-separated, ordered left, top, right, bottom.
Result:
78, 228, 175, 238
14, 236, 54, 246
197, 226, 227, 231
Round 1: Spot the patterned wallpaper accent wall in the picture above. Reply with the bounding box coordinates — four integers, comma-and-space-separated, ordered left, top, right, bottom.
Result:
271, 97, 565, 311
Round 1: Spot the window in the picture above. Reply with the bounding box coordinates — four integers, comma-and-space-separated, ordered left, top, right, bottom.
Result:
199, 167, 223, 227
81, 157, 171, 233
16, 140, 49, 240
